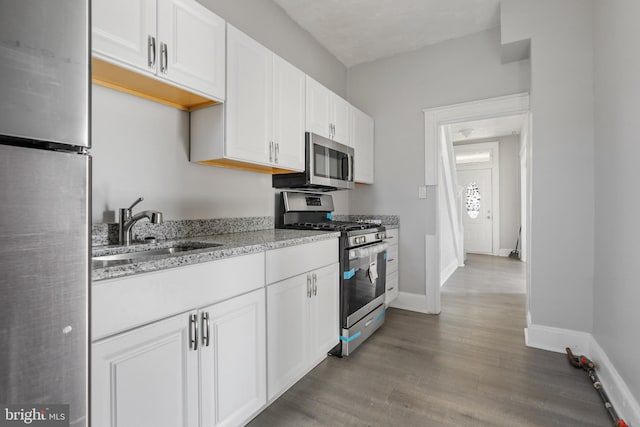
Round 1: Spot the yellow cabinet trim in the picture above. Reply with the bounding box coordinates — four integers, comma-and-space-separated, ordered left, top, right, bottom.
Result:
195, 158, 297, 175
92, 57, 218, 111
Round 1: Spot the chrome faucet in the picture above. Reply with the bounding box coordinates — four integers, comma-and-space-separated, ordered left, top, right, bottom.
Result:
118, 197, 163, 245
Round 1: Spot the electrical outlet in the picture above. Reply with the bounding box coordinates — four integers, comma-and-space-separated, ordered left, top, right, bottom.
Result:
418, 185, 427, 199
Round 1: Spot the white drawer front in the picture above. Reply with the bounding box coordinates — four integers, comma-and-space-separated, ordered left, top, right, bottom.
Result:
384, 228, 398, 243
92, 253, 265, 341
386, 245, 398, 274
266, 238, 338, 284
385, 271, 399, 306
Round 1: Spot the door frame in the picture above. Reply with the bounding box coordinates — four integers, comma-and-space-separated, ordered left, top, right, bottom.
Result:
422, 93, 530, 314
454, 141, 500, 256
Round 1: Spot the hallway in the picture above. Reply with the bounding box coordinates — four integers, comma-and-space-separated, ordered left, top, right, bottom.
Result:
249, 255, 611, 426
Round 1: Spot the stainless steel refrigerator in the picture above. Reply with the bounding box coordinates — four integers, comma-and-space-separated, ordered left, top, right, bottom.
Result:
0, 0, 90, 425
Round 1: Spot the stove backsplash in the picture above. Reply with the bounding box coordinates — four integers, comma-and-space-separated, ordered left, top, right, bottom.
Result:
333, 215, 400, 227
92, 216, 274, 247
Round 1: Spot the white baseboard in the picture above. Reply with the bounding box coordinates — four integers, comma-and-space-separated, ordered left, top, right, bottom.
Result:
497, 248, 514, 257
588, 338, 640, 426
524, 323, 591, 355
440, 259, 459, 287
390, 292, 436, 314
525, 323, 640, 425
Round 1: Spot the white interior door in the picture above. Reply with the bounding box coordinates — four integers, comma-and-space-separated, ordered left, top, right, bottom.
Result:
458, 168, 493, 254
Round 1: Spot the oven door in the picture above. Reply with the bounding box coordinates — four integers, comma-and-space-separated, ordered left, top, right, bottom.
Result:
342, 242, 387, 328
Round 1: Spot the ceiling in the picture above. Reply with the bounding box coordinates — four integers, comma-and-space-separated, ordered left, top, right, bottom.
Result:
272, 0, 501, 67
447, 114, 526, 142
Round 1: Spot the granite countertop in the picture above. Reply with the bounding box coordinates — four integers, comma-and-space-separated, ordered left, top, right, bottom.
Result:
92, 229, 340, 282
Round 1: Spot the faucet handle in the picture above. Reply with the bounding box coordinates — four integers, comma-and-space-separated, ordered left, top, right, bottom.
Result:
128, 196, 144, 211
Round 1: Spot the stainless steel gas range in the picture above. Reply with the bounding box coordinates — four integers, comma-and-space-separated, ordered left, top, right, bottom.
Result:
277, 192, 388, 356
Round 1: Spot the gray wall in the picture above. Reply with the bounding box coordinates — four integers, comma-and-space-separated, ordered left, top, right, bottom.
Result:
455, 135, 522, 251
198, 0, 346, 97
501, 0, 595, 332
346, 28, 530, 294
593, 0, 640, 402
92, 0, 349, 223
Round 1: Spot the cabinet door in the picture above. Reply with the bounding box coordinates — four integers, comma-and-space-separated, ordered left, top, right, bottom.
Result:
92, 0, 157, 74
305, 76, 331, 139
309, 263, 340, 363
200, 289, 266, 427
267, 274, 310, 401
332, 95, 351, 146
157, 0, 225, 100
352, 106, 375, 184
225, 25, 272, 165
272, 55, 305, 171
92, 312, 199, 427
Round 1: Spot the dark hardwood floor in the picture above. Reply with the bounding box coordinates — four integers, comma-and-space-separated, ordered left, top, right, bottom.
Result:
249, 255, 611, 426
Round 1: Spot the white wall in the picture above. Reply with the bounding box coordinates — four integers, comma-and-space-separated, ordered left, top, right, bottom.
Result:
501, 0, 595, 332
347, 28, 530, 294
92, 0, 349, 223
593, 0, 640, 404
455, 135, 522, 252
438, 162, 457, 282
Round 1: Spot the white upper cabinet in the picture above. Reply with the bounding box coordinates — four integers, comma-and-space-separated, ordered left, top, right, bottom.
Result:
157, 0, 226, 100
351, 106, 375, 184
332, 95, 351, 147
305, 77, 332, 139
225, 25, 273, 165
305, 76, 351, 147
272, 55, 306, 171
93, 0, 157, 73
92, 0, 225, 102
192, 25, 304, 172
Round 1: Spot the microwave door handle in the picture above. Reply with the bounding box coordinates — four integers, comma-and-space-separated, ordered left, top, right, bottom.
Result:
348, 155, 354, 182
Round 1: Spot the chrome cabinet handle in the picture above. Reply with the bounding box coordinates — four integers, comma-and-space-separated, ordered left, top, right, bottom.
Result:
202, 312, 210, 347
306, 274, 311, 298
312, 272, 317, 296
275, 143, 280, 164
160, 42, 168, 73
148, 36, 156, 68
388, 258, 395, 262
189, 313, 198, 351
269, 141, 273, 162
387, 286, 395, 291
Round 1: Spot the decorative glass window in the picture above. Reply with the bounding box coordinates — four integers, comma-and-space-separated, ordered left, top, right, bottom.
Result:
465, 182, 481, 219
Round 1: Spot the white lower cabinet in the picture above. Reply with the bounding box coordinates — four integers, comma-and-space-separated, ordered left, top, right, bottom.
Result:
267, 262, 339, 401
92, 288, 266, 427
92, 239, 340, 426
384, 229, 399, 306
92, 312, 199, 427
200, 289, 266, 427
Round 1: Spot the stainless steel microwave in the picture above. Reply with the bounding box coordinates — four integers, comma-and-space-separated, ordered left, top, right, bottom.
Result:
272, 132, 354, 191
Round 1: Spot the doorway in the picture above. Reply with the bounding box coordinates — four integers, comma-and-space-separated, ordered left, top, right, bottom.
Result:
422, 93, 531, 315
454, 141, 500, 256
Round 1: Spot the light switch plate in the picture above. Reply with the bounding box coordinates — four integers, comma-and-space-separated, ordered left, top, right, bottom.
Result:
418, 185, 427, 199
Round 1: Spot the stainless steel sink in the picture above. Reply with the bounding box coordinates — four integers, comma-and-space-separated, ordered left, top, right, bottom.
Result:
92, 242, 223, 268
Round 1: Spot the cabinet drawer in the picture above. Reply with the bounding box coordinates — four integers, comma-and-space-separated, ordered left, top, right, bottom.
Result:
92, 253, 265, 340
266, 238, 338, 284
386, 245, 398, 274
385, 271, 398, 306
384, 228, 398, 243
